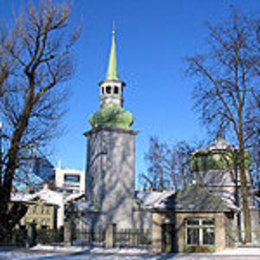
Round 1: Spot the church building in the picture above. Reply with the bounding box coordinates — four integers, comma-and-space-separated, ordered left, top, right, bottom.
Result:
72, 29, 260, 253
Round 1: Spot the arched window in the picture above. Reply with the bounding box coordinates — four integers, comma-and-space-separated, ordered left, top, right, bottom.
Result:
106, 86, 111, 94
114, 86, 119, 94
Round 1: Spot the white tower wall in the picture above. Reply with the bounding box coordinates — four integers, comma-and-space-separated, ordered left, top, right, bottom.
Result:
85, 127, 137, 229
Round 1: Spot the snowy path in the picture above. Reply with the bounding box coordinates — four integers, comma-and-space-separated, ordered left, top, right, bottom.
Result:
0, 247, 259, 260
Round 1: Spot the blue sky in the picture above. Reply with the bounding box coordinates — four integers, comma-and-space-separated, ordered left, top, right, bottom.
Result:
0, 0, 259, 180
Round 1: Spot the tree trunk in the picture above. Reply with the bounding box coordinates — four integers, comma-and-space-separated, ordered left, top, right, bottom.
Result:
239, 140, 252, 243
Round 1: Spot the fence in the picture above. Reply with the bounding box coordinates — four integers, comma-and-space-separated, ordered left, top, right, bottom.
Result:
0, 228, 64, 247
0, 229, 27, 247
226, 227, 260, 247
115, 229, 152, 249
75, 229, 105, 247
74, 226, 152, 249
225, 228, 238, 248
36, 229, 64, 245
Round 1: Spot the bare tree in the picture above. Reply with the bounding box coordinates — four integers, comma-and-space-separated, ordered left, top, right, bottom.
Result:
143, 137, 195, 190
144, 136, 169, 190
171, 141, 196, 189
185, 9, 259, 243
0, 39, 13, 97
0, 0, 80, 239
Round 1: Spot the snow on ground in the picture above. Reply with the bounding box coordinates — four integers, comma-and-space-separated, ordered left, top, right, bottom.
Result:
0, 246, 260, 260
217, 247, 260, 255
31, 244, 88, 253
31, 244, 149, 254
31, 244, 260, 255
0, 252, 145, 260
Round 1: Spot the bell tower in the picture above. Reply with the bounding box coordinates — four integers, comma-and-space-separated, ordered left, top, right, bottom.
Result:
85, 28, 137, 229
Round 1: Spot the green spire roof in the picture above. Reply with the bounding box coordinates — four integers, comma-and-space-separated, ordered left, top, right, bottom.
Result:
106, 29, 118, 80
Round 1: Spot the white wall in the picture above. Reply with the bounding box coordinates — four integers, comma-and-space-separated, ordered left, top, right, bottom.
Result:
55, 167, 85, 194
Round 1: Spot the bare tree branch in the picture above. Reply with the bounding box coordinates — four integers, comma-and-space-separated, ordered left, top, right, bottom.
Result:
185, 9, 259, 243
0, 0, 80, 239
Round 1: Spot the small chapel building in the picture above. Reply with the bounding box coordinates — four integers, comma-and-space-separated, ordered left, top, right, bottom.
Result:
73, 29, 260, 253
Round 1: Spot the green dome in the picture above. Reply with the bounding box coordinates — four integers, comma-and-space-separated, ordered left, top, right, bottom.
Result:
191, 137, 251, 171
191, 150, 251, 171
89, 103, 134, 130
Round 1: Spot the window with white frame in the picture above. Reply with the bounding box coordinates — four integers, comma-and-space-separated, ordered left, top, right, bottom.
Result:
186, 218, 215, 246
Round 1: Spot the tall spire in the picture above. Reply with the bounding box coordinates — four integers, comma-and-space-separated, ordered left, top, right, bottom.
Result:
89, 27, 134, 130
106, 28, 118, 81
